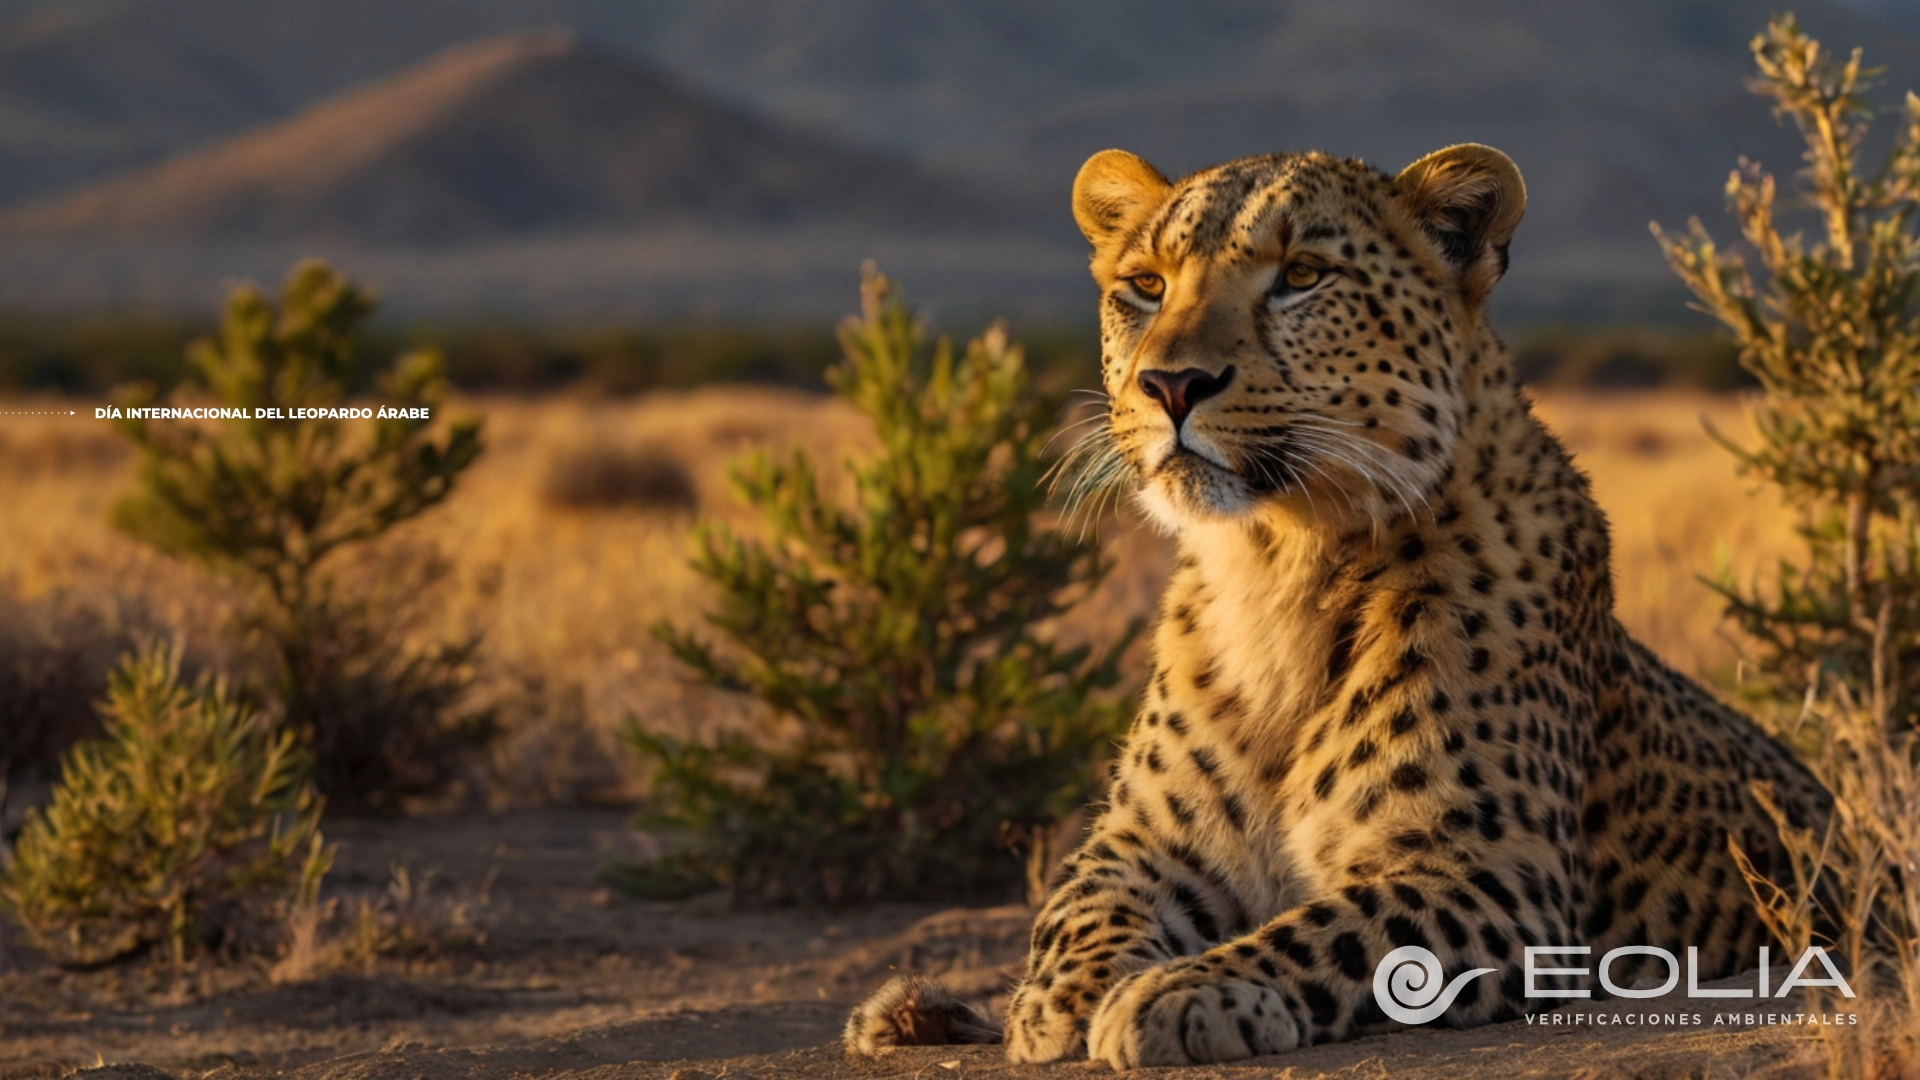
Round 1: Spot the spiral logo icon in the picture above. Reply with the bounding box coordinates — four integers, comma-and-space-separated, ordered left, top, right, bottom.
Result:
1373, 946, 1497, 1025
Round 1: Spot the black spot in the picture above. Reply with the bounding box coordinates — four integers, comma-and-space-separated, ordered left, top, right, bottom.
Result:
1468, 870, 1520, 914
1384, 915, 1430, 951
1314, 763, 1340, 800
1299, 980, 1339, 1026
1581, 800, 1609, 835
1325, 612, 1362, 686
1476, 793, 1505, 841
1391, 763, 1428, 791
1583, 895, 1616, 938
1221, 792, 1247, 831
1173, 882, 1221, 943
1331, 932, 1371, 979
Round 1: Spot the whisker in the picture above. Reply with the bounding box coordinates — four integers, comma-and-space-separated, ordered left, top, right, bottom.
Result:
1043, 414, 1136, 539
1289, 423, 1431, 526
1041, 410, 1112, 456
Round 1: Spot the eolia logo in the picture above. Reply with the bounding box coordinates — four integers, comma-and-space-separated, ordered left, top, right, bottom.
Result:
1372, 944, 1856, 1024
1373, 946, 1496, 1023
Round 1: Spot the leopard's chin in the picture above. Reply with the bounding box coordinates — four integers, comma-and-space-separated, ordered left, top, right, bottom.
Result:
1136, 449, 1258, 530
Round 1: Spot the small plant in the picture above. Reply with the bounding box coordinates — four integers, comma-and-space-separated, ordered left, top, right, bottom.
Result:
1, 643, 330, 968
629, 268, 1138, 905
273, 863, 490, 981
1656, 15, 1920, 1075
111, 259, 488, 809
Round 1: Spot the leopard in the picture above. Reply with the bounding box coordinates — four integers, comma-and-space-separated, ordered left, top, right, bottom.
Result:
844, 142, 1832, 1070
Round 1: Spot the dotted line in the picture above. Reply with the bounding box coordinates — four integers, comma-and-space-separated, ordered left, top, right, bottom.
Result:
0, 410, 79, 416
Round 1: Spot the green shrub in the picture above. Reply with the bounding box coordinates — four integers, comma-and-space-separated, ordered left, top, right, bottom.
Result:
1, 643, 329, 967
1655, 16, 1920, 728
629, 269, 1138, 905
1657, 16, 1920, 1074
110, 259, 488, 810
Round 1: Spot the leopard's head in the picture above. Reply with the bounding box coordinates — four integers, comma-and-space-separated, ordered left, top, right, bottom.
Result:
1058, 145, 1525, 534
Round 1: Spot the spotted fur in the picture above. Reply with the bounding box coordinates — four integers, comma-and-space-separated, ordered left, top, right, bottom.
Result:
849, 144, 1832, 1070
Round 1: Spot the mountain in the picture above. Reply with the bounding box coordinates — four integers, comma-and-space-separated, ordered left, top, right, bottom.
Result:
5, 1, 1912, 190
1, 0, 1919, 319
0, 29, 1007, 243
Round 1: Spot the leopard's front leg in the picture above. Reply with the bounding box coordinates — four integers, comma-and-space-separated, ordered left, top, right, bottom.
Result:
1088, 864, 1570, 1069
1003, 829, 1252, 1063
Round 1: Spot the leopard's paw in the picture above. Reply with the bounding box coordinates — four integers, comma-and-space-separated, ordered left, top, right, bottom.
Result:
1087, 960, 1300, 1069
1003, 982, 1091, 1063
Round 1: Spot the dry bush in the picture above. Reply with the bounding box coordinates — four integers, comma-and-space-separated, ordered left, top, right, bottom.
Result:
1736, 684, 1920, 1079
270, 864, 492, 982
1, 643, 330, 968
540, 441, 698, 513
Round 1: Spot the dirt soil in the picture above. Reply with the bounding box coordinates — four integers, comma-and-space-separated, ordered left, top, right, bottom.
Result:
0, 809, 1834, 1080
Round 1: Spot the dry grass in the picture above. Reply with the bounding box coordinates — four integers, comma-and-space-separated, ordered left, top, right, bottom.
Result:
0, 387, 1798, 802
1732, 688, 1920, 1080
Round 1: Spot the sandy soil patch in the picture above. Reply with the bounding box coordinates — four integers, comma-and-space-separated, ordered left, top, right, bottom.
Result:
2, 809, 1829, 1080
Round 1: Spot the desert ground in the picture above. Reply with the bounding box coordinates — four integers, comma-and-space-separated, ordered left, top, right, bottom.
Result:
0, 387, 1821, 1078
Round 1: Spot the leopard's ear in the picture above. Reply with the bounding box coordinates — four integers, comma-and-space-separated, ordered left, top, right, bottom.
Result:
1394, 144, 1525, 302
1073, 150, 1172, 249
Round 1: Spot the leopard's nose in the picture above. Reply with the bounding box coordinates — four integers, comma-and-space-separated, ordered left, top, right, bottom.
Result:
1138, 365, 1235, 429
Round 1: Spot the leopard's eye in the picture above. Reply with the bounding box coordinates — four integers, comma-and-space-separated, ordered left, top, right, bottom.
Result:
1126, 273, 1165, 302
1281, 262, 1324, 291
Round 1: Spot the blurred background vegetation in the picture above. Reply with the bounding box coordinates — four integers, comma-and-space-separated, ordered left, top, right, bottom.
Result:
0, 311, 1753, 398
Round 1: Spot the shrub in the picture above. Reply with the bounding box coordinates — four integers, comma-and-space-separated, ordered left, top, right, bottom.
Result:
629, 268, 1139, 905
110, 259, 488, 810
1655, 17, 1920, 726
1656, 15, 1920, 1075
1, 643, 329, 968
